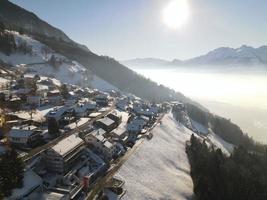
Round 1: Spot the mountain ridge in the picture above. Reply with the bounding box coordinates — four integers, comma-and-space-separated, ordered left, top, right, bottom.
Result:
123, 45, 267, 67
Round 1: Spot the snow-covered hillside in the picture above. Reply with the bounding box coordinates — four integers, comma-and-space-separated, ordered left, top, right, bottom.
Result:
0, 31, 116, 90
116, 113, 194, 200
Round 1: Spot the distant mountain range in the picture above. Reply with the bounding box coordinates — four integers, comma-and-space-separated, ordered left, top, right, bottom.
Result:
122, 45, 267, 68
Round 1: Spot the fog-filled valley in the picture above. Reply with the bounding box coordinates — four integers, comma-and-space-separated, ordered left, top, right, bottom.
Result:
127, 65, 267, 143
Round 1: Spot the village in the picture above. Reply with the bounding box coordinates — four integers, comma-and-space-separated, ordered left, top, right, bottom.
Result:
0, 65, 171, 200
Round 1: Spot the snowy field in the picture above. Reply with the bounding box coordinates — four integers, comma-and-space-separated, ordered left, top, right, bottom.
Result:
116, 113, 194, 200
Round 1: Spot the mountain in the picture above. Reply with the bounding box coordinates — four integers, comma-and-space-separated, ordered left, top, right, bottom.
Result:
0, 0, 203, 107
124, 45, 267, 68
181, 45, 267, 66
0, 0, 89, 51
122, 58, 169, 67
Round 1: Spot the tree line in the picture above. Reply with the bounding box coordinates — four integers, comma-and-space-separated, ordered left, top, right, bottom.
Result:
186, 134, 267, 200
185, 103, 263, 152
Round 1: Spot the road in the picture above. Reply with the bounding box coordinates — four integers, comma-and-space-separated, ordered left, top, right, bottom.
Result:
86, 113, 165, 199
23, 103, 115, 163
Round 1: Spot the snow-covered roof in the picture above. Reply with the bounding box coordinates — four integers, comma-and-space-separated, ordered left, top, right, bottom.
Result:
37, 84, 49, 91
103, 140, 113, 149
7, 169, 42, 200
0, 77, 10, 84
23, 73, 36, 79
91, 128, 106, 142
9, 125, 38, 138
97, 117, 115, 127
52, 134, 84, 156
112, 127, 126, 137
74, 102, 96, 113
89, 112, 102, 118
46, 106, 69, 120
42, 192, 66, 200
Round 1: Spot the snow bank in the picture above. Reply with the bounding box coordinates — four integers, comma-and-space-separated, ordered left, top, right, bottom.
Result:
116, 113, 194, 200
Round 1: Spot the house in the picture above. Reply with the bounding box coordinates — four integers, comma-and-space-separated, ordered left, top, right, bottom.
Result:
116, 97, 130, 111
140, 108, 154, 118
132, 101, 143, 114
23, 73, 39, 84
27, 95, 42, 107
0, 77, 10, 90
36, 84, 49, 97
127, 116, 149, 134
95, 117, 117, 132
149, 104, 161, 115
74, 101, 97, 117
47, 90, 63, 105
95, 93, 109, 106
107, 110, 122, 126
46, 106, 76, 126
45, 134, 85, 174
76, 149, 107, 184
84, 128, 117, 160
102, 140, 117, 160
8, 125, 42, 148
111, 125, 128, 141
85, 128, 106, 149
5, 169, 43, 200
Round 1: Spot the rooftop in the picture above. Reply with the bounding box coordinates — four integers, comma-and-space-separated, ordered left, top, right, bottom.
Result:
52, 134, 84, 156
9, 125, 38, 138
97, 117, 115, 127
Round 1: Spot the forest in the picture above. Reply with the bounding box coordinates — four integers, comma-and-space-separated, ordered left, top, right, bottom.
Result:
186, 134, 267, 200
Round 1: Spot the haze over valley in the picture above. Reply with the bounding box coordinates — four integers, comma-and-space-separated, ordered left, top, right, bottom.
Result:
123, 53, 267, 143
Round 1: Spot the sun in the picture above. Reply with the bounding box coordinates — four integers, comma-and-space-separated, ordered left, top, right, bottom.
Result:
162, 0, 190, 29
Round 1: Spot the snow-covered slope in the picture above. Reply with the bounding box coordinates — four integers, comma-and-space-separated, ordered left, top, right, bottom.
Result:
207, 133, 234, 156
0, 31, 116, 90
116, 113, 194, 200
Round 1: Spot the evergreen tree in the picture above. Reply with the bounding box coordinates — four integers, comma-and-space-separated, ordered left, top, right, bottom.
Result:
60, 84, 69, 99
48, 118, 60, 136
0, 149, 24, 197
0, 21, 5, 33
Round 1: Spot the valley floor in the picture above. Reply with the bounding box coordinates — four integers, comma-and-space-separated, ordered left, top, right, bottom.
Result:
116, 113, 194, 200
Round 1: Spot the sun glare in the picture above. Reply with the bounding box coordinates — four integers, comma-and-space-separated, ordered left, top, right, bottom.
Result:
162, 0, 190, 29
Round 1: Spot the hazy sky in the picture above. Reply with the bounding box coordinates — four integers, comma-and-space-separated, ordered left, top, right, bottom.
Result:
11, 0, 267, 60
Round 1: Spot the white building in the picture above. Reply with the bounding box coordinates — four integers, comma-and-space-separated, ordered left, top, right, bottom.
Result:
45, 134, 85, 174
